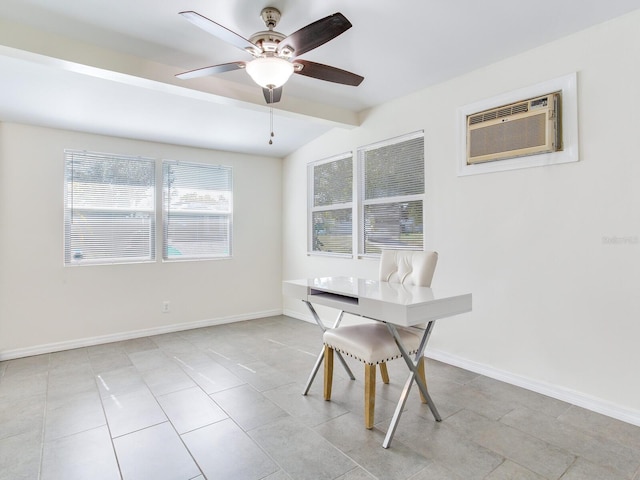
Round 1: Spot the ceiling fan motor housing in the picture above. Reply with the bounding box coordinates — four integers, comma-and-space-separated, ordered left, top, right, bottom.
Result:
249, 31, 287, 55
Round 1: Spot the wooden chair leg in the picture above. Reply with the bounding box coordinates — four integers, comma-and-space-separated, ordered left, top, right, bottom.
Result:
324, 345, 334, 401
417, 356, 428, 404
379, 362, 390, 384
364, 363, 376, 429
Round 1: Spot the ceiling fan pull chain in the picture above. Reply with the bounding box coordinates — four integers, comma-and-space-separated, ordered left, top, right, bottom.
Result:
269, 88, 275, 145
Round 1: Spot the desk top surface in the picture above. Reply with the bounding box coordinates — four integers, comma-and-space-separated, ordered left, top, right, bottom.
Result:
287, 276, 438, 305
284, 277, 472, 325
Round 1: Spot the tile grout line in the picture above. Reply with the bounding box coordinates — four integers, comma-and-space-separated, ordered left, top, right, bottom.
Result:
127, 343, 207, 479
37, 353, 52, 480
89, 347, 125, 480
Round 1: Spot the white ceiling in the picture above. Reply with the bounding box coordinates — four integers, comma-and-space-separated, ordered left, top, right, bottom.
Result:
1, 0, 639, 157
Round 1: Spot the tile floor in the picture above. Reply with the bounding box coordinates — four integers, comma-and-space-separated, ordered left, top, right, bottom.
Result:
1, 316, 639, 480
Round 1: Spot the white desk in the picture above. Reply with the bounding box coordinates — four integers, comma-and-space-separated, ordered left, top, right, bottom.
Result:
283, 276, 472, 448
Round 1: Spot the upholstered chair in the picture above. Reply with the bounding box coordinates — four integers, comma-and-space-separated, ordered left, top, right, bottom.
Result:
322, 250, 438, 429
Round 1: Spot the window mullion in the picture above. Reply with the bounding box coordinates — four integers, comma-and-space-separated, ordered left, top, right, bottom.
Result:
311, 202, 353, 213
362, 194, 423, 206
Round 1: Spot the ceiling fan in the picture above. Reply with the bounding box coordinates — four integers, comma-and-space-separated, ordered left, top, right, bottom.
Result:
176, 7, 364, 104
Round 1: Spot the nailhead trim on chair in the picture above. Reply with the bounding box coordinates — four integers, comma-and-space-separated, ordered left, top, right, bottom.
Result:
323, 343, 419, 366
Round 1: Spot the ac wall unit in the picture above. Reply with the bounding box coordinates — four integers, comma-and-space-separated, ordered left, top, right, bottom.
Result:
466, 92, 561, 165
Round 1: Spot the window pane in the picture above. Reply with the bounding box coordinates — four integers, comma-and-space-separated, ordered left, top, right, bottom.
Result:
163, 161, 232, 260
364, 136, 424, 200
308, 154, 353, 255
67, 212, 153, 262
314, 157, 352, 207
363, 201, 423, 254
360, 132, 425, 255
312, 209, 352, 254
64, 150, 155, 265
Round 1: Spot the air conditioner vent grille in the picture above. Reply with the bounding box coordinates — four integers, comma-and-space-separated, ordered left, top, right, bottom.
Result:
496, 107, 512, 118
469, 101, 530, 125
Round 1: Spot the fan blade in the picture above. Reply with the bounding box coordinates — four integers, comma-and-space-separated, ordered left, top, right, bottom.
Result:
176, 62, 245, 80
262, 87, 283, 104
294, 60, 363, 86
277, 12, 352, 57
179, 11, 258, 54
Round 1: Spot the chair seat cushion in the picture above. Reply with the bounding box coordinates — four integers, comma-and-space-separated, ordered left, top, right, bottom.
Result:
323, 323, 422, 365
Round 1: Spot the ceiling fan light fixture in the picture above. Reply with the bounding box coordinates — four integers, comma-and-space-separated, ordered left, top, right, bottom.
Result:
245, 57, 294, 89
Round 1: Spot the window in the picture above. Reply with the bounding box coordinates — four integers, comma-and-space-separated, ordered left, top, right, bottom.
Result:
163, 160, 232, 260
64, 150, 156, 265
359, 131, 424, 255
308, 153, 353, 255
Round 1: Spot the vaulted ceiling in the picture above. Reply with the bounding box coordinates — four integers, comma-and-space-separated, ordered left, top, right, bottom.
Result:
1, 1, 638, 157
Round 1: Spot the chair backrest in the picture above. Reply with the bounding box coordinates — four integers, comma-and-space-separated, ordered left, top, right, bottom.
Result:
379, 250, 438, 287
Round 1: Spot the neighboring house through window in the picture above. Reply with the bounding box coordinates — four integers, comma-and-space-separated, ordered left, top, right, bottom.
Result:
162, 160, 233, 260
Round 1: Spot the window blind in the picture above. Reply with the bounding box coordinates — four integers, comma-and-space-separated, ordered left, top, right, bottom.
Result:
308, 154, 353, 255
359, 132, 424, 255
163, 161, 232, 260
64, 150, 156, 265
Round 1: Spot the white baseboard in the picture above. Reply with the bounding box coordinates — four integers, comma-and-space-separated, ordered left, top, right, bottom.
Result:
0, 309, 282, 361
284, 309, 640, 427
426, 349, 640, 428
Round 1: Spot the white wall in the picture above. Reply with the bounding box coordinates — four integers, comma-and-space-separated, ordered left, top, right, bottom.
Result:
282, 10, 640, 423
0, 123, 282, 357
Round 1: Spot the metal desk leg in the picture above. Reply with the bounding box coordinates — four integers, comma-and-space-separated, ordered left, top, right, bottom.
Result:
382, 321, 440, 448
302, 301, 355, 396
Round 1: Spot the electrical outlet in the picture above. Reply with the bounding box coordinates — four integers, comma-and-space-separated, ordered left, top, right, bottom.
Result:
162, 301, 170, 313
